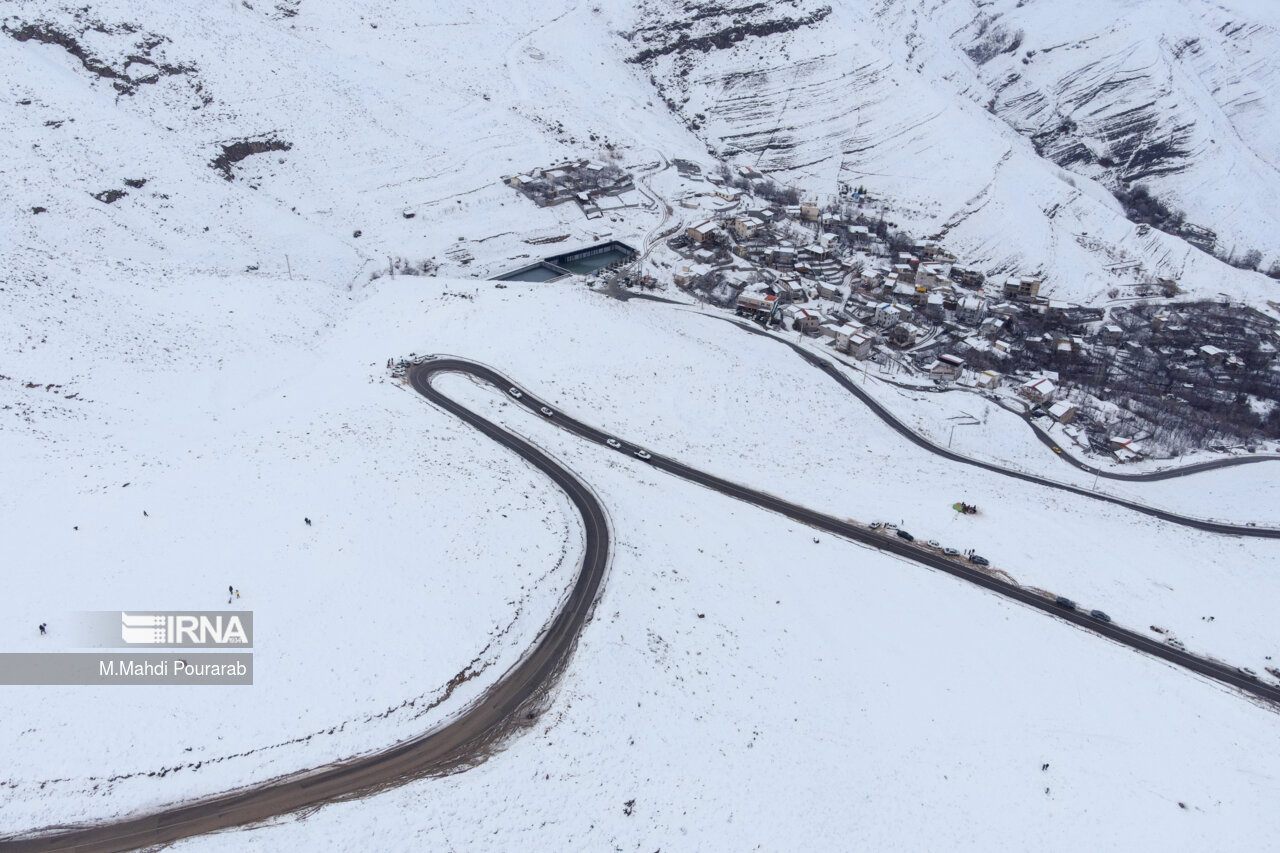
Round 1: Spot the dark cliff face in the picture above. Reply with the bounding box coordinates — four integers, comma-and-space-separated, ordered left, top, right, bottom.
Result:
3, 13, 207, 102
626, 2, 833, 64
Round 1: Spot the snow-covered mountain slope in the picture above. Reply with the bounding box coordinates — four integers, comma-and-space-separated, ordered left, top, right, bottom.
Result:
6, 278, 1280, 847
3, 0, 1280, 847
947, 0, 1280, 269
3, 0, 1279, 314
627, 0, 1280, 298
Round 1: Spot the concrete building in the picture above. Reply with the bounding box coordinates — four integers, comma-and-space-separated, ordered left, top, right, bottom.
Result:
847, 332, 873, 359
957, 296, 985, 325
687, 220, 719, 243
874, 303, 902, 328
733, 215, 764, 240
1002, 275, 1042, 301
926, 293, 945, 319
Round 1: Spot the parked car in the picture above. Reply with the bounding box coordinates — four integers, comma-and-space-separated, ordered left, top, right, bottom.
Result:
1089, 609, 1111, 623
895, 529, 914, 542
968, 554, 989, 566
1054, 596, 1077, 611
606, 438, 622, 450
927, 540, 940, 548
944, 547, 961, 557
539, 406, 554, 417
635, 449, 652, 460
869, 522, 883, 530
508, 387, 523, 399
1238, 667, 1259, 680
1167, 638, 1186, 650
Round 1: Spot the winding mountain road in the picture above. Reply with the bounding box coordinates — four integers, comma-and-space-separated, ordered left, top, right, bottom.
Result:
716, 316, 1280, 538
5, 355, 1277, 853
2, 360, 610, 853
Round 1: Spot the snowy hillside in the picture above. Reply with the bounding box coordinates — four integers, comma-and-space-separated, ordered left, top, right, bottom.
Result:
5, 279, 1280, 849
628, 0, 1280, 298
3, 0, 1280, 849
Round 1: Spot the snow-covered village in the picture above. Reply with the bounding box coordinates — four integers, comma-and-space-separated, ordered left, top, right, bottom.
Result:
3, 0, 1280, 851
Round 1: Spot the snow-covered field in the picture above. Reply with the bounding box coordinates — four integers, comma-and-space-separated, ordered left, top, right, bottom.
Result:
8, 277, 1279, 845
3, 0, 1280, 847
163, 290, 1280, 852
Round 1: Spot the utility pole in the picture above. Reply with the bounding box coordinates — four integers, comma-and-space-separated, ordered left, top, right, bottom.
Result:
284, 254, 292, 280
949, 424, 956, 448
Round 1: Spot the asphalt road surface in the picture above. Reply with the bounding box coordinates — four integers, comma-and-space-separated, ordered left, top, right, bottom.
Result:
450, 356, 1277, 707
2, 360, 611, 853
721, 319, 1280, 538
5, 356, 1276, 853
1018, 412, 1280, 481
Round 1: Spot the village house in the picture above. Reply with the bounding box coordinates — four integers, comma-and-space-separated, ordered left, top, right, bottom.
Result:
814, 278, 842, 300
1199, 344, 1227, 365
1002, 275, 1042, 302
957, 296, 985, 325
847, 224, 872, 247
733, 215, 763, 240
801, 242, 828, 262
874, 303, 902, 328
847, 332, 873, 359
772, 276, 805, 303
926, 293, 945, 319
975, 370, 1001, 389
784, 305, 821, 333
1109, 436, 1145, 464
947, 266, 980, 289
1019, 375, 1057, 404
978, 316, 1005, 339
736, 292, 777, 315
925, 353, 964, 379
915, 263, 949, 289
1047, 400, 1078, 424
889, 323, 918, 347
800, 200, 821, 221
687, 220, 719, 243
